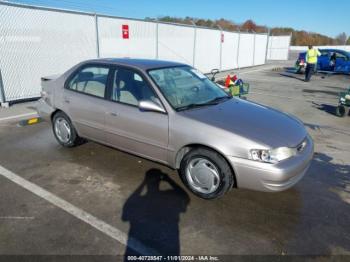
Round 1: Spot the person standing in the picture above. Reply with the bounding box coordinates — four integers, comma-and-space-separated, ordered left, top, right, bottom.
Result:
330, 52, 337, 71
305, 45, 321, 82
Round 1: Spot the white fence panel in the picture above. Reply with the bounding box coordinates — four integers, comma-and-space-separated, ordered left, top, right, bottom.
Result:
254, 34, 268, 65
267, 35, 291, 60
98, 17, 156, 59
0, 4, 97, 101
194, 28, 221, 73
158, 23, 195, 65
238, 33, 255, 68
221, 32, 239, 71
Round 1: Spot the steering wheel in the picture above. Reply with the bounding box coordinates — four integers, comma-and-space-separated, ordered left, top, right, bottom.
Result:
165, 77, 176, 89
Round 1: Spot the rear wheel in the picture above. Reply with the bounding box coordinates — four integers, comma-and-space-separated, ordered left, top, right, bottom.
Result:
295, 64, 304, 74
295, 61, 302, 74
179, 148, 234, 199
52, 111, 85, 147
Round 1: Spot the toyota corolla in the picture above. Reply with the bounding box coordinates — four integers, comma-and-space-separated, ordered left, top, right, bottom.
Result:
36, 58, 314, 199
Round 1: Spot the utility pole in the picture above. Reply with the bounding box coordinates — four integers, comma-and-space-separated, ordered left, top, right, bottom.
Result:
217, 25, 223, 71
190, 20, 197, 67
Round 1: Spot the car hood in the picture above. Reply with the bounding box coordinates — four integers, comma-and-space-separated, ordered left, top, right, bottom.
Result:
181, 98, 307, 148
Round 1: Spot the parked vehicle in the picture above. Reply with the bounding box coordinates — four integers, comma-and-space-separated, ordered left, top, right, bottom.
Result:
295, 49, 350, 74
37, 59, 314, 199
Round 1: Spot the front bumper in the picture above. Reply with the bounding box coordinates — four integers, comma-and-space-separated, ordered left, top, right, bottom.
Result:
228, 136, 314, 192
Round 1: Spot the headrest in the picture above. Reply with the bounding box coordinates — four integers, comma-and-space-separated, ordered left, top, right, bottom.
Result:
78, 72, 94, 81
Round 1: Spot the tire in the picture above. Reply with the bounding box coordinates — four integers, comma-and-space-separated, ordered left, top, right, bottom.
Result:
295, 61, 303, 74
336, 105, 345, 117
179, 147, 234, 199
52, 111, 85, 147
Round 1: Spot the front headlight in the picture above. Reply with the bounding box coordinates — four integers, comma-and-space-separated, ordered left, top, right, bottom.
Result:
250, 147, 297, 164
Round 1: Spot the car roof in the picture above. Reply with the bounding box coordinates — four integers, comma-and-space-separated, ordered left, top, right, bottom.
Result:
86, 58, 188, 70
320, 48, 348, 54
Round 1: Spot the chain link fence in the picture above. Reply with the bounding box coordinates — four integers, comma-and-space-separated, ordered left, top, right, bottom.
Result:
0, 1, 290, 103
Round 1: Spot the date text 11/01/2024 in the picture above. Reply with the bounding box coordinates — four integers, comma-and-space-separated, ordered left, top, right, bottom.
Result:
127, 256, 219, 261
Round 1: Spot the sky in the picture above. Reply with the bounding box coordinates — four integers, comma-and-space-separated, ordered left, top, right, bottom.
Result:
7, 0, 350, 38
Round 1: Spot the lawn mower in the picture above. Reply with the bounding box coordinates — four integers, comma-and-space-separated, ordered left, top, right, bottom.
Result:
335, 87, 350, 117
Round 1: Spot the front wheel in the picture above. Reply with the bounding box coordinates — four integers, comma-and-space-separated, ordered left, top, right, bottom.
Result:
179, 148, 234, 199
336, 105, 346, 117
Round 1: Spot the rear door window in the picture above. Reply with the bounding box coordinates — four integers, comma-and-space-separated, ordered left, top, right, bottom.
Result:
320, 50, 329, 57
68, 66, 109, 98
336, 52, 349, 61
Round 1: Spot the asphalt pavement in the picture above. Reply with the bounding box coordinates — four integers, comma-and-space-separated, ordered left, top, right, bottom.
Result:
0, 62, 349, 260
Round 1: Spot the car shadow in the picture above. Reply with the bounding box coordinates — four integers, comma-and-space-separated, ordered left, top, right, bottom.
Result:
279, 73, 305, 82
7, 122, 350, 255
122, 168, 190, 257
284, 67, 299, 73
311, 101, 338, 116
280, 69, 337, 80
281, 152, 350, 254
303, 89, 339, 97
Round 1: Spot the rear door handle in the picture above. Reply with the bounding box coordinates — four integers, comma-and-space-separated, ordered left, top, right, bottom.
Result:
63, 97, 70, 104
107, 112, 118, 117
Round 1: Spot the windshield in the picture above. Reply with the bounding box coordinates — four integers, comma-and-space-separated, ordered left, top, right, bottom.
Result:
148, 66, 229, 110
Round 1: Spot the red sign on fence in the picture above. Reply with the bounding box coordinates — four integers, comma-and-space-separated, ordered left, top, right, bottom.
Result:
221, 33, 224, 43
122, 25, 129, 39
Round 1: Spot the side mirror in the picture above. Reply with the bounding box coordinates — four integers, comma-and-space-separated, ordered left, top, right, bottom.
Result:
138, 100, 166, 113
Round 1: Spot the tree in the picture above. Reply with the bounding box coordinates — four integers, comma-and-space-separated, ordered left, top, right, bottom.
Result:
241, 19, 257, 32
347, 37, 350, 45
335, 32, 347, 45
154, 16, 339, 46
216, 18, 238, 31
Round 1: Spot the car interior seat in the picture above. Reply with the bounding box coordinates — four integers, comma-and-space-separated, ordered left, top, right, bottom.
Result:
114, 70, 139, 105
74, 72, 106, 98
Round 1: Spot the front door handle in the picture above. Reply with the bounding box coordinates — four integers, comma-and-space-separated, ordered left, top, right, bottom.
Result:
63, 97, 70, 104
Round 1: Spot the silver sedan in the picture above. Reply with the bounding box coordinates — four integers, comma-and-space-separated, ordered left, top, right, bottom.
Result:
36, 58, 314, 199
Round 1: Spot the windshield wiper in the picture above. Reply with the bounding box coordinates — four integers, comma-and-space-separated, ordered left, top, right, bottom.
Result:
176, 96, 231, 111
176, 103, 208, 111
206, 96, 231, 104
